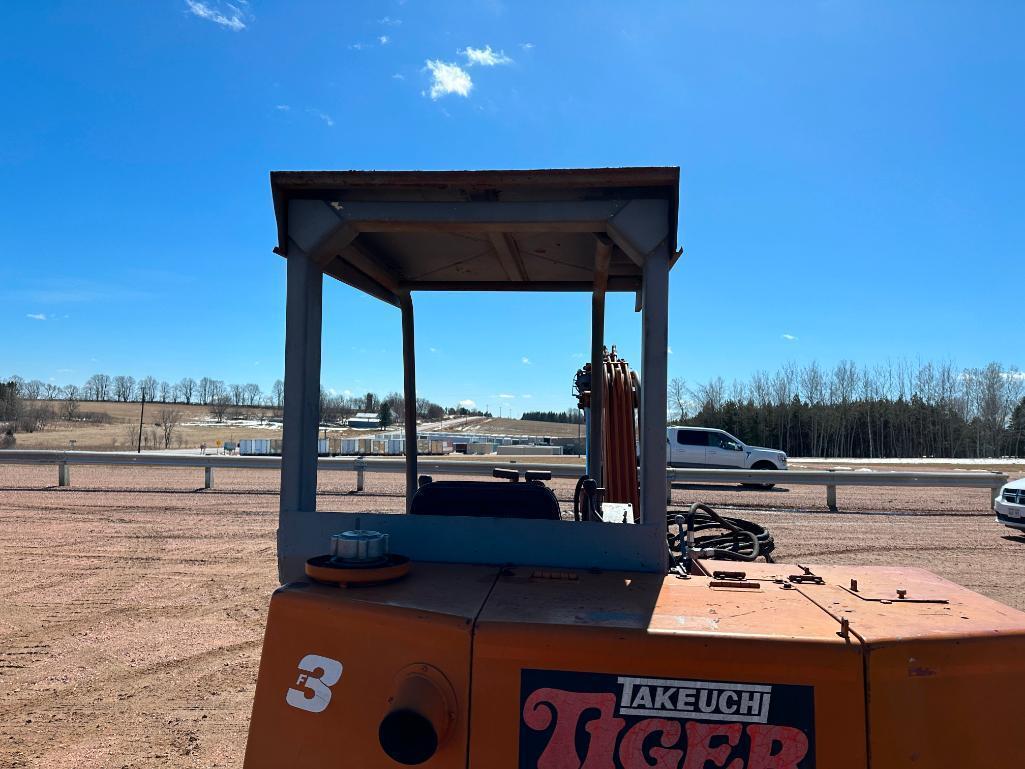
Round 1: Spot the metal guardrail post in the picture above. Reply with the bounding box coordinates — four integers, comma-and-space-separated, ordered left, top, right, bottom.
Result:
355, 457, 365, 492
666, 475, 672, 505
58, 461, 70, 487
205, 466, 214, 489
826, 469, 837, 511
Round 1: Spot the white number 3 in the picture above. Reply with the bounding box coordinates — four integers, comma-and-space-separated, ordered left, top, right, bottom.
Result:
286, 654, 343, 713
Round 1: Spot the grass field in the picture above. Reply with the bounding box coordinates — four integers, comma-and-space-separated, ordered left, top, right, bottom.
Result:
8, 401, 582, 451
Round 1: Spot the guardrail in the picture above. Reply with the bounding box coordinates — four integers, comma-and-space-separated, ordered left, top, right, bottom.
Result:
667, 467, 1008, 510
0, 450, 1008, 511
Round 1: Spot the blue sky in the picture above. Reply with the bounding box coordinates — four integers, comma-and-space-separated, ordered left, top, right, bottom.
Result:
2, 1, 1022, 414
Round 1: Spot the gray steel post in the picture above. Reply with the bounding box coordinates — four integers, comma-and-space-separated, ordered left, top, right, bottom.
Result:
639, 244, 670, 547
588, 238, 611, 486
827, 484, 838, 511
280, 244, 324, 529
355, 457, 365, 492
58, 462, 69, 487
205, 466, 213, 489
400, 294, 417, 509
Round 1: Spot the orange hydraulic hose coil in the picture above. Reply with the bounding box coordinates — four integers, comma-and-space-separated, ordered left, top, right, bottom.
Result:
601, 351, 640, 520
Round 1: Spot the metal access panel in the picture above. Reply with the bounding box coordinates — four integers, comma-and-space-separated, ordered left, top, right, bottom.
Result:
243, 563, 498, 768
469, 568, 867, 769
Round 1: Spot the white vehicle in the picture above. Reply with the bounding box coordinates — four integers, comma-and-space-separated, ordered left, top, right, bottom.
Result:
667, 426, 788, 471
995, 478, 1025, 531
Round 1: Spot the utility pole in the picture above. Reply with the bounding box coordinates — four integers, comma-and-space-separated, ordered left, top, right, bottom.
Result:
137, 392, 145, 453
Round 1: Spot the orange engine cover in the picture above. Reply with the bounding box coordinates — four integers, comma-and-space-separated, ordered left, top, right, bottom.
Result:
244, 561, 1025, 768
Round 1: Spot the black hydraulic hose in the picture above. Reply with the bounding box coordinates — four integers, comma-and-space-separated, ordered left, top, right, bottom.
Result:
668, 502, 774, 563
573, 475, 586, 522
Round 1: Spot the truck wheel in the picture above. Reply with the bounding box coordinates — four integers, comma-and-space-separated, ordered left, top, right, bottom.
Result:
742, 461, 777, 489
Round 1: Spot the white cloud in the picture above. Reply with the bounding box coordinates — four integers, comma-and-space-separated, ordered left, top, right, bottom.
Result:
667, 346, 673, 355
379, 35, 390, 45
425, 60, 473, 99
349, 42, 369, 50
392, 73, 405, 80
521, 394, 533, 399
275, 104, 290, 111
458, 399, 476, 409
26, 313, 47, 320
379, 16, 402, 26
782, 333, 798, 341
184, 0, 247, 31
307, 108, 334, 127
461, 45, 513, 66
498, 393, 515, 399
520, 42, 535, 50
429, 347, 438, 353
521, 356, 531, 365
571, 352, 585, 359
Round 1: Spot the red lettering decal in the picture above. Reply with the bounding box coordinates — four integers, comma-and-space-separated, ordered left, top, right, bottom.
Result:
682, 722, 743, 769
522, 688, 625, 769
746, 725, 809, 769
619, 718, 684, 769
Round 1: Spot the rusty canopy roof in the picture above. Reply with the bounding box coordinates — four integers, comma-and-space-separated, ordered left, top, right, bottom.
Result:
270, 167, 680, 306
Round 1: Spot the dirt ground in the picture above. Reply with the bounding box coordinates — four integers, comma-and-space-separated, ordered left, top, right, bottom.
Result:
1, 463, 1023, 768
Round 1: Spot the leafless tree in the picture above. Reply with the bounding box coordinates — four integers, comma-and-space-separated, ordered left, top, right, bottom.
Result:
158, 380, 172, 402
177, 377, 196, 404
43, 382, 61, 399
23, 379, 44, 400
243, 383, 262, 407
668, 377, 688, 423
209, 396, 231, 422
85, 373, 111, 401
272, 379, 284, 409
113, 375, 135, 402
158, 408, 182, 449
138, 376, 158, 402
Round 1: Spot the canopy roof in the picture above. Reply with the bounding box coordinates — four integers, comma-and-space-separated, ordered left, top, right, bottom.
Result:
270, 167, 680, 306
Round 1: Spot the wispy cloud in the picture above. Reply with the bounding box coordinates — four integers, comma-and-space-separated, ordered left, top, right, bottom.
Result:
458, 399, 476, 409
519, 42, 535, 50
521, 394, 533, 399
378, 35, 390, 45
782, 333, 798, 341
425, 60, 473, 99
498, 393, 515, 399
521, 356, 531, 365
379, 16, 402, 26
26, 313, 47, 321
392, 73, 405, 80
307, 108, 334, 127
275, 104, 290, 111
461, 45, 512, 66
571, 352, 585, 359
429, 346, 439, 353
184, 0, 247, 31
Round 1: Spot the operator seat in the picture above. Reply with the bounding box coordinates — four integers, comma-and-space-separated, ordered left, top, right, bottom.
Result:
408, 480, 561, 520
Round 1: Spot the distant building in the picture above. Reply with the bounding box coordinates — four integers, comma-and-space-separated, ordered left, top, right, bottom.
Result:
348, 412, 381, 429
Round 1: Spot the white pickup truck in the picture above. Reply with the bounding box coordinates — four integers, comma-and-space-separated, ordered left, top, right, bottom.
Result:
666, 426, 788, 471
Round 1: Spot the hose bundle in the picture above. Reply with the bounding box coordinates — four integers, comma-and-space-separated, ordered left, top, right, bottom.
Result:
668, 502, 775, 563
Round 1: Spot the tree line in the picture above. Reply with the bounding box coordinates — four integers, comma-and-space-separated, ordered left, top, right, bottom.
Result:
671, 360, 1025, 458
5, 373, 284, 409
520, 409, 584, 424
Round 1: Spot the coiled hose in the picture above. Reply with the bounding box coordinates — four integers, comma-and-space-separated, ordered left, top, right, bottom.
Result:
668, 502, 775, 563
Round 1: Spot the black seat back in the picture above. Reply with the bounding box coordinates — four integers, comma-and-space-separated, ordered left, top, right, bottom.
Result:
408, 480, 561, 520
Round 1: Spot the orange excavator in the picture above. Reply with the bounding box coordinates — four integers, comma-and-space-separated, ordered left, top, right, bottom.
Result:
243, 168, 1025, 768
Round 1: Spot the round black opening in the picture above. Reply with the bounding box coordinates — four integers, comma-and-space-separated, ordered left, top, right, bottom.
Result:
379, 708, 438, 765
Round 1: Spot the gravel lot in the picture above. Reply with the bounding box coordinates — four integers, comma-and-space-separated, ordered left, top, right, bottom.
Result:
1, 462, 1023, 768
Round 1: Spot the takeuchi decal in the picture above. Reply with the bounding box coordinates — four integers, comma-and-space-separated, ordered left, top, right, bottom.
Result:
519, 670, 815, 769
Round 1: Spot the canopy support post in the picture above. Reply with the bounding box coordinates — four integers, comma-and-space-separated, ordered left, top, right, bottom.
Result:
401, 293, 418, 510
588, 236, 612, 486
639, 243, 670, 552
280, 243, 323, 580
